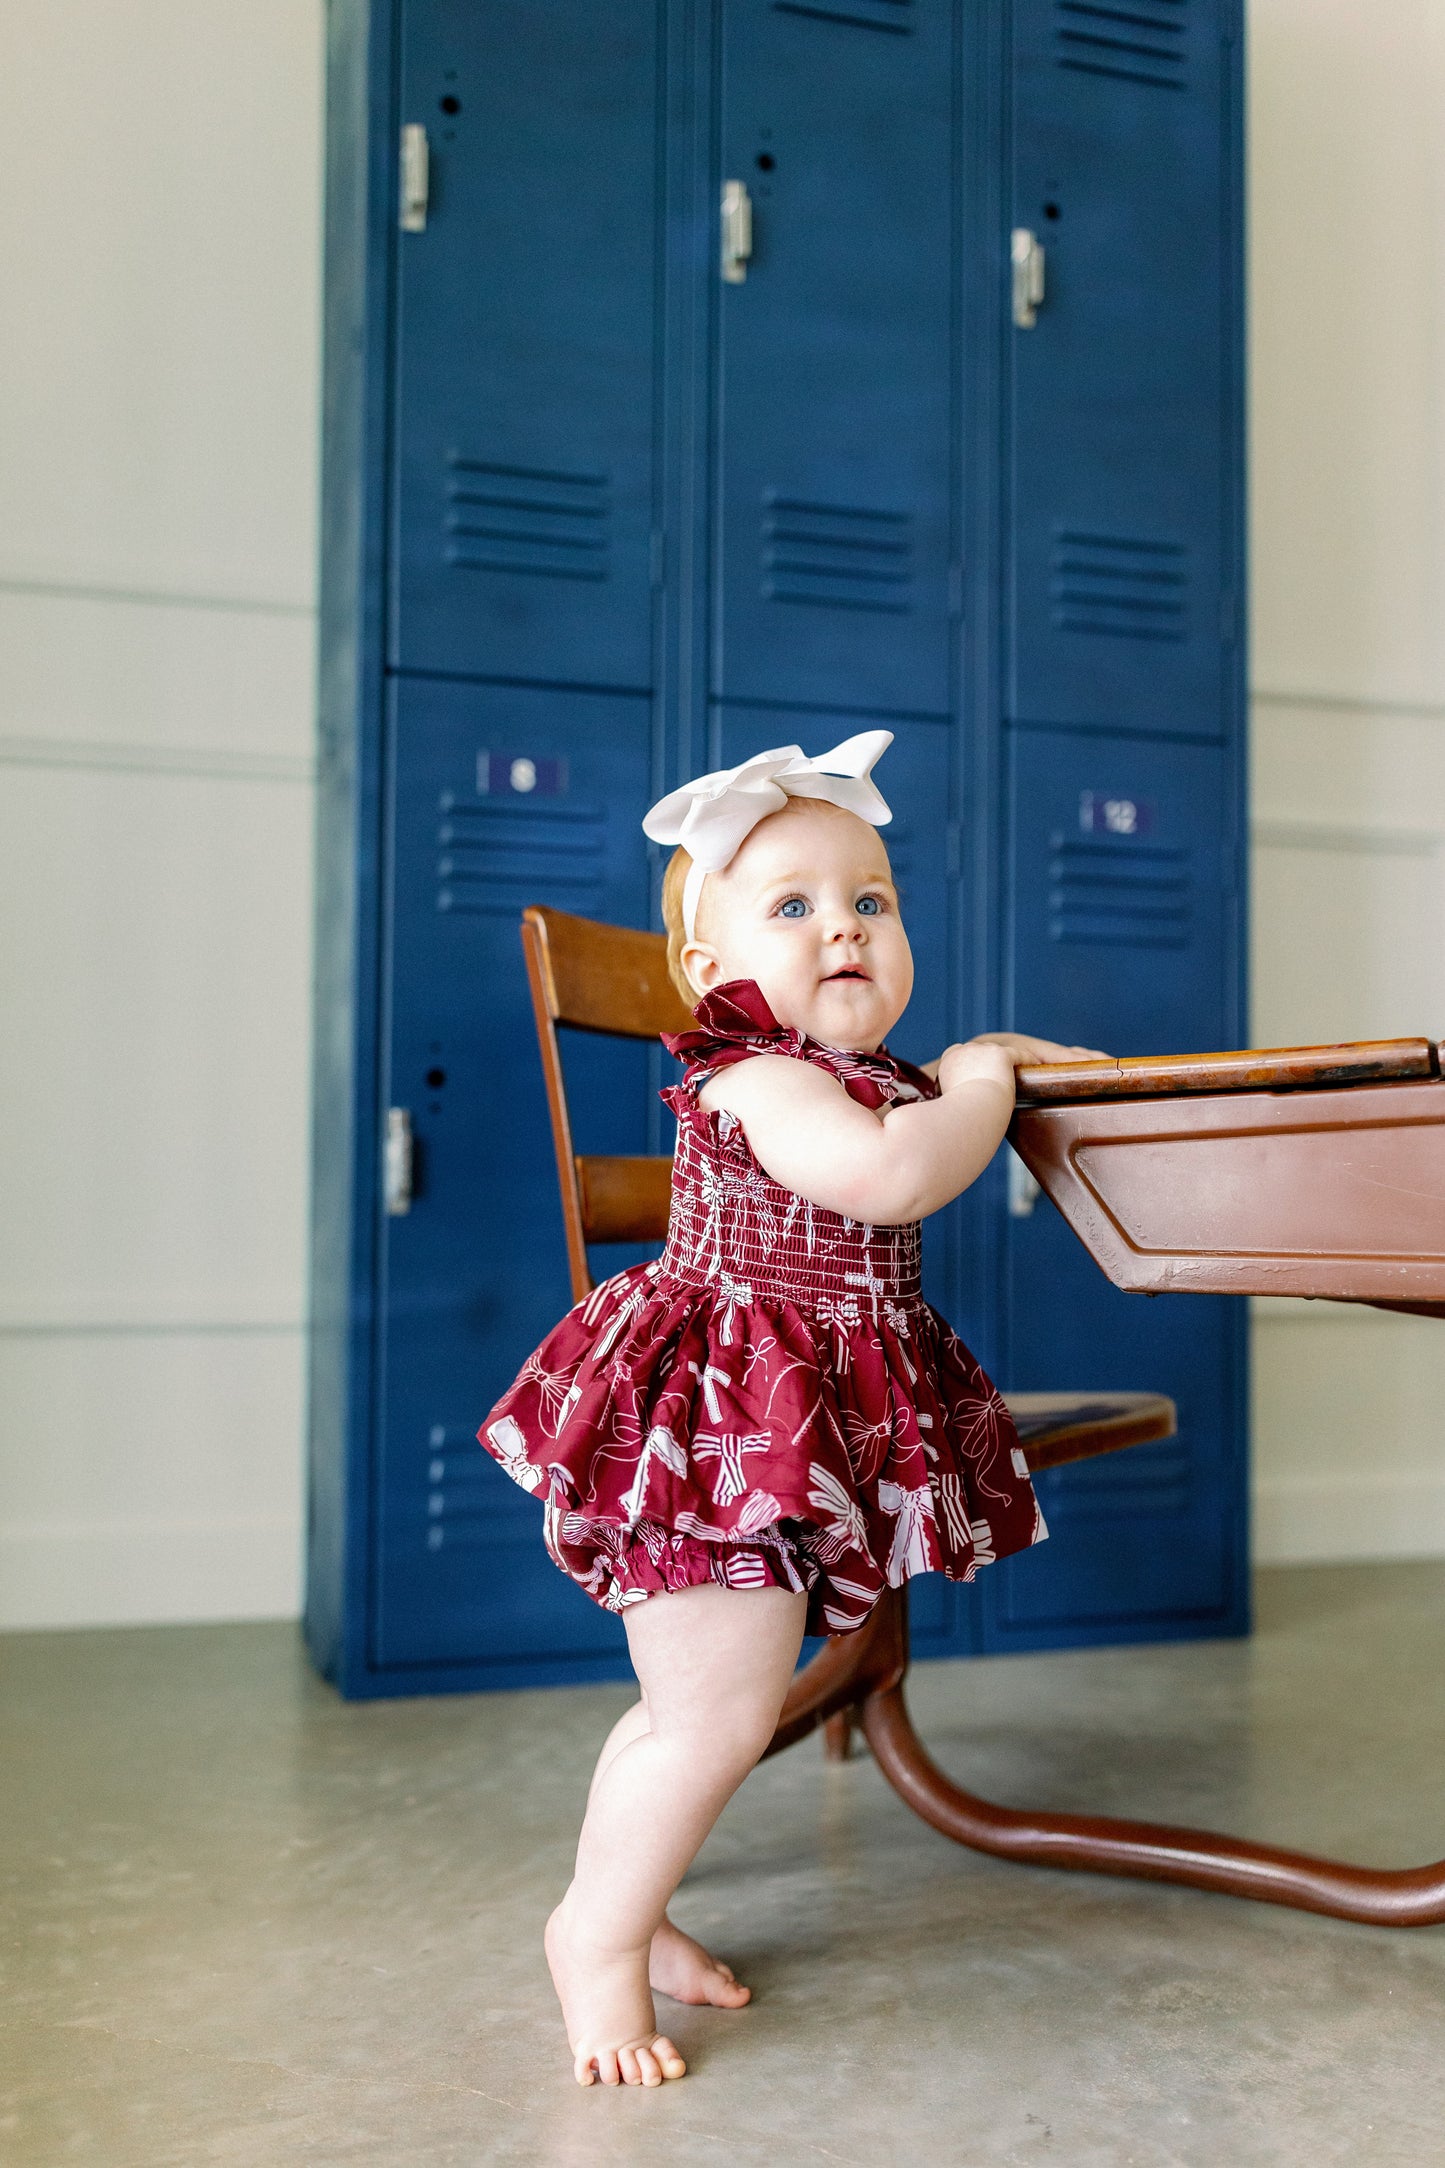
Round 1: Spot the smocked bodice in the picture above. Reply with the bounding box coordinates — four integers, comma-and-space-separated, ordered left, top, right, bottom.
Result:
657, 979, 934, 1318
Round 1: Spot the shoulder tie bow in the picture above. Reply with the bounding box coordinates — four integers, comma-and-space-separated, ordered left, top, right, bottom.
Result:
642, 731, 894, 939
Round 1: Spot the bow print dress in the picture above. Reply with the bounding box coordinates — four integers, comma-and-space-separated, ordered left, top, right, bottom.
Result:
478, 980, 1046, 1635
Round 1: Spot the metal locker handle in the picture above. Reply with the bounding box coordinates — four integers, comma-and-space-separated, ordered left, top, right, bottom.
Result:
1011, 227, 1045, 328
385, 1107, 415, 1215
399, 124, 430, 233
721, 179, 753, 284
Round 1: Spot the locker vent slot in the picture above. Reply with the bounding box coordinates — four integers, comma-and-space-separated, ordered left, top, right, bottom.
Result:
762, 496, 913, 614
422, 1424, 536, 1553
774, 0, 913, 32
1049, 837, 1191, 949
1050, 530, 1188, 642
435, 796, 605, 916
444, 455, 610, 582
1053, 0, 1187, 90
1034, 1439, 1191, 1522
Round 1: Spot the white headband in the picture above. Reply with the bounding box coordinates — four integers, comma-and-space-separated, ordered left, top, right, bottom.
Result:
642, 731, 895, 941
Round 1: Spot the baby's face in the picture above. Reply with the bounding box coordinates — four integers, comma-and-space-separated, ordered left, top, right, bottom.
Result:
682, 800, 913, 1051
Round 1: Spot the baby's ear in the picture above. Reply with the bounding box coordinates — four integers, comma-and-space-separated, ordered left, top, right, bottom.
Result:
680, 942, 724, 995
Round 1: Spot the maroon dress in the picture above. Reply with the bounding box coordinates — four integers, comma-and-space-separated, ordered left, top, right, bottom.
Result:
478, 980, 1045, 1635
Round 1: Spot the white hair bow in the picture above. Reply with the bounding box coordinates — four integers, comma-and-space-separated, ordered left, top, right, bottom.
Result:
642, 731, 894, 941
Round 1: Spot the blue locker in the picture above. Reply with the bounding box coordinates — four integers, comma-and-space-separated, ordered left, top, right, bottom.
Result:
1008, 0, 1238, 734
308, 0, 1245, 1694
990, 729, 1247, 1644
373, 678, 657, 1680
390, 0, 662, 688
713, 0, 956, 717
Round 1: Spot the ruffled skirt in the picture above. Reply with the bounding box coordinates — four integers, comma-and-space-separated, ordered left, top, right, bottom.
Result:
478, 1261, 1046, 1637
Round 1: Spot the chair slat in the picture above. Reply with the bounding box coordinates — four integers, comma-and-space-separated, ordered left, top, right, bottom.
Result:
576, 1155, 674, 1246
523, 905, 694, 1039
1004, 1390, 1176, 1474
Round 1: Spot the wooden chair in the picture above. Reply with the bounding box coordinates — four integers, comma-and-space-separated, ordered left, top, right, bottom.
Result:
522, 905, 1445, 1925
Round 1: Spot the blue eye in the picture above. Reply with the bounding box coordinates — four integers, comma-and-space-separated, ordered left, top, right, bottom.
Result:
778, 897, 809, 919
856, 894, 882, 916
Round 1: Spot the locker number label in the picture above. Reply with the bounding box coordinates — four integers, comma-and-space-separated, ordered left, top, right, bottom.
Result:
1079, 790, 1154, 838
477, 751, 568, 798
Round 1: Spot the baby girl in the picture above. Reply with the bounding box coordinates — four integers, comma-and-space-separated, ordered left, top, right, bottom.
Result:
479, 732, 1101, 2087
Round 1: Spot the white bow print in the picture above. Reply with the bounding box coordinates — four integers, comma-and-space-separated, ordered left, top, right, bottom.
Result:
805, 1462, 868, 1559
485, 1415, 543, 1495
877, 1478, 938, 1587
714, 1272, 755, 1345
642, 731, 895, 939
694, 1431, 771, 1505
620, 1424, 690, 1525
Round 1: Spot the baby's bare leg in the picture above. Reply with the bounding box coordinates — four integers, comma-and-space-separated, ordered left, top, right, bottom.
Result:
546, 1582, 806, 2087
586, 1694, 754, 2009
585, 1696, 651, 1805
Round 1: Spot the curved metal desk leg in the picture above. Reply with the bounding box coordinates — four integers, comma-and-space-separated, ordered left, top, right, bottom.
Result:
822, 1710, 856, 1762
771, 1590, 1445, 1928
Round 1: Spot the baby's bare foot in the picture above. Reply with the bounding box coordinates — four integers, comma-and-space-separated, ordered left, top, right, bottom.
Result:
545, 1901, 688, 2087
649, 1916, 751, 2008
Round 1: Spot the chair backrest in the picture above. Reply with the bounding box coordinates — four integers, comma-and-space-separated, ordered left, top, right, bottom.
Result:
521, 905, 695, 1303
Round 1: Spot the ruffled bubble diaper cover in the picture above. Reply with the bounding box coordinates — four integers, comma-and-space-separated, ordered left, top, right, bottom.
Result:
478, 979, 1045, 1635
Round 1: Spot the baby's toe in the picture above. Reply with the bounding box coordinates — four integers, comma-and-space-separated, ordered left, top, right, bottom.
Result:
633, 2044, 664, 2087
655, 2035, 687, 2080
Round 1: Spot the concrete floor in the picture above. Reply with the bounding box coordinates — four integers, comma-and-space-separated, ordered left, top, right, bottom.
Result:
3, 1566, 1445, 2167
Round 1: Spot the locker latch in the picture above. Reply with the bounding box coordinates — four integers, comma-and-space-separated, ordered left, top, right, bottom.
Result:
399, 124, 430, 233
1011, 227, 1045, 328
721, 179, 753, 284
385, 1107, 415, 1215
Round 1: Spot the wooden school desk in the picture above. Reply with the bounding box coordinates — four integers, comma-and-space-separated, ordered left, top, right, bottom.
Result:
772, 1037, 1445, 1926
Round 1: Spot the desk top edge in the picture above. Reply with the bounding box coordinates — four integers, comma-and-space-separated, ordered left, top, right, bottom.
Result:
1013, 1037, 1441, 1106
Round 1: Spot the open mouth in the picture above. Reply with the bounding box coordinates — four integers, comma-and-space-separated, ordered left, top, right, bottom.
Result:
825, 966, 871, 982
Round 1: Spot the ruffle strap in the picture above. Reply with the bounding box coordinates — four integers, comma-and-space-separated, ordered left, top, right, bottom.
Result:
660, 978, 936, 1113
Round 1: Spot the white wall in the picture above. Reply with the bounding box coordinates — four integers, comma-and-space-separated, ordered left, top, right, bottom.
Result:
0, 4, 322, 1624
1248, 0, 1445, 1561
1, 3, 1441, 1627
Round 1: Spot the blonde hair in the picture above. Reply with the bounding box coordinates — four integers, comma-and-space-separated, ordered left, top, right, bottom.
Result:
661, 845, 700, 1007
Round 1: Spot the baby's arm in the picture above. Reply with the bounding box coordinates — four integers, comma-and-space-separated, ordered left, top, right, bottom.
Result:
699, 1046, 1016, 1225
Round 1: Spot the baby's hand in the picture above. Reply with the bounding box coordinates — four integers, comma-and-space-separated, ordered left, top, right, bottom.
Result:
936, 1040, 1016, 1096
969, 1032, 1110, 1066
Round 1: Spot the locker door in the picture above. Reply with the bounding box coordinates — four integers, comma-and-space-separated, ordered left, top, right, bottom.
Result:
391, 0, 661, 688
373, 679, 657, 1674
714, 0, 956, 717
1008, 0, 1235, 734
992, 729, 1245, 1643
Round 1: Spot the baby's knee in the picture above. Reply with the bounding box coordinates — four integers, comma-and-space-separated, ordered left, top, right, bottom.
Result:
688, 1691, 783, 1777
